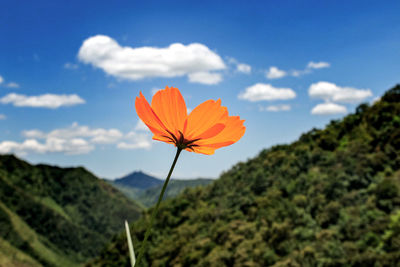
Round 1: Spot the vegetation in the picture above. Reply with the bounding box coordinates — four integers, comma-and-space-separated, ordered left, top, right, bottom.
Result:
0, 237, 41, 267
111, 177, 213, 208
90, 85, 400, 266
0, 156, 143, 266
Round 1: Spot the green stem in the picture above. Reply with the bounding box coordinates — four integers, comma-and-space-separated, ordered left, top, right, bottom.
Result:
136, 147, 182, 266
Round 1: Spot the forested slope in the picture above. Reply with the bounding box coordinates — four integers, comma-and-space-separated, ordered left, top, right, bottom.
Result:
91, 85, 400, 266
0, 156, 143, 266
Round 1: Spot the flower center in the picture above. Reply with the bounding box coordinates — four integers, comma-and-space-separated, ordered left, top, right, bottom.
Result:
163, 130, 201, 151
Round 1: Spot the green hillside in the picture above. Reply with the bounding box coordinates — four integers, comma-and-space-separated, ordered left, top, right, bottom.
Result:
90, 85, 400, 266
136, 179, 214, 207
0, 237, 41, 267
111, 178, 213, 208
0, 156, 143, 266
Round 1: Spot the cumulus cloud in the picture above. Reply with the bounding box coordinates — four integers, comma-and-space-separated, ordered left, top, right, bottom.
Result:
0, 93, 85, 109
90, 129, 123, 144
260, 104, 291, 112
78, 35, 226, 85
239, 83, 296, 102
311, 102, 347, 115
23, 122, 124, 144
265, 61, 330, 79
117, 131, 152, 150
135, 120, 149, 131
0, 75, 20, 88
117, 142, 149, 150
5, 82, 20, 88
307, 61, 330, 69
236, 63, 251, 74
226, 57, 252, 74
1, 123, 153, 156
291, 69, 311, 77
188, 72, 223, 85
0, 114, 6, 120
64, 62, 79, 69
266, 66, 287, 79
309, 81, 372, 103
0, 138, 94, 155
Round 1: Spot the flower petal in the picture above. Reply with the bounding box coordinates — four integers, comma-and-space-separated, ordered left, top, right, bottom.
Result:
196, 116, 245, 148
184, 99, 228, 140
151, 86, 187, 138
135, 92, 168, 136
153, 135, 175, 145
188, 146, 216, 155
194, 123, 226, 140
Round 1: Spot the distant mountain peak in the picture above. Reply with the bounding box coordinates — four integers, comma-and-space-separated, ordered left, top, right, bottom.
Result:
114, 171, 163, 190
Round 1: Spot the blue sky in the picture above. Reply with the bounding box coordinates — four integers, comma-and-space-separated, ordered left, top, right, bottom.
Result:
1, 0, 399, 179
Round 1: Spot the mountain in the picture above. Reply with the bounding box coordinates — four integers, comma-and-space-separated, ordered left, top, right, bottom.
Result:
114, 171, 163, 190
90, 85, 400, 266
0, 155, 143, 266
110, 173, 213, 208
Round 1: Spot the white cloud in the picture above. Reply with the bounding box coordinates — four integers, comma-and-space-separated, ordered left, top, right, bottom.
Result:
0, 138, 94, 155
135, 120, 149, 131
236, 63, 251, 74
3, 123, 154, 156
291, 69, 311, 77
260, 104, 291, 112
6, 82, 20, 88
0, 75, 19, 88
22, 122, 123, 144
117, 142, 149, 150
307, 61, 330, 69
239, 83, 296, 102
78, 35, 226, 84
265, 61, 330, 79
0, 93, 85, 109
227, 57, 239, 65
188, 72, 223, 85
91, 129, 123, 144
226, 57, 251, 74
311, 102, 347, 115
64, 62, 79, 69
266, 66, 287, 79
22, 129, 45, 139
0, 114, 6, 120
309, 81, 372, 103
117, 131, 152, 150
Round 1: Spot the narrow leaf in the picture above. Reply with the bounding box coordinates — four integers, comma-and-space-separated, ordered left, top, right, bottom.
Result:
125, 220, 136, 267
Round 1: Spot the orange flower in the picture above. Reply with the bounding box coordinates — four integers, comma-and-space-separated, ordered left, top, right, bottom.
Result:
135, 86, 245, 155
